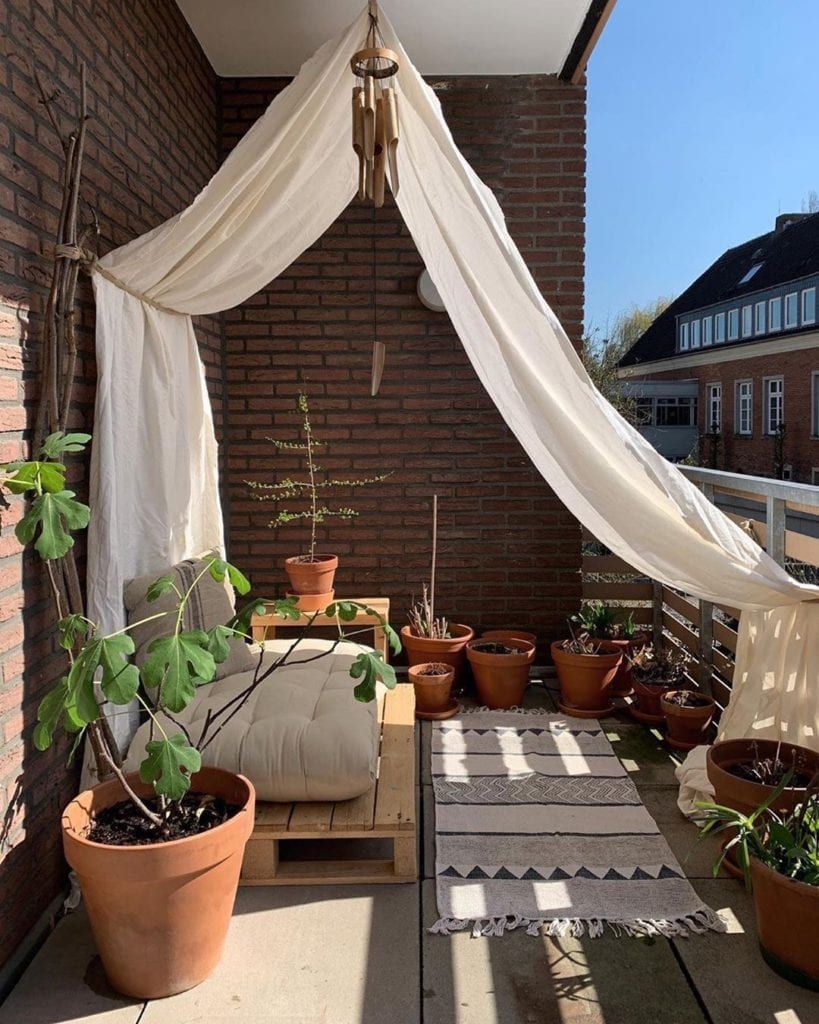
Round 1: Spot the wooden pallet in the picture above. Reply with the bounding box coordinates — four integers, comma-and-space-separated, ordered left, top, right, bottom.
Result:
240, 683, 416, 885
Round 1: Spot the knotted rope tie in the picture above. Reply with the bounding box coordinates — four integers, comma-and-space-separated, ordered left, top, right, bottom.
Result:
54, 243, 183, 316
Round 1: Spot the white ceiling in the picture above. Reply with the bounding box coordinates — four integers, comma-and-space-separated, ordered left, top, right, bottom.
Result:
176, 1, 594, 77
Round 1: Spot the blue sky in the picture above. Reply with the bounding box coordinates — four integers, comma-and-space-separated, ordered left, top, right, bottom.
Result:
585, 0, 819, 337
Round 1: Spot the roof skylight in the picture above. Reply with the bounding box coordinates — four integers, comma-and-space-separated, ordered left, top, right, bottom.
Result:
738, 262, 764, 285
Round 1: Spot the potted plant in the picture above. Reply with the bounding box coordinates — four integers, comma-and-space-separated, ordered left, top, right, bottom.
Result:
481, 629, 537, 647
4, 435, 399, 999
247, 392, 389, 611
408, 662, 457, 720
706, 738, 819, 878
466, 638, 535, 709
660, 688, 716, 751
550, 628, 622, 718
401, 496, 473, 680
571, 603, 647, 697
628, 643, 689, 725
699, 776, 819, 990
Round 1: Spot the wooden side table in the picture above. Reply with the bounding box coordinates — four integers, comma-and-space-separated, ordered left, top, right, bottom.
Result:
251, 597, 391, 660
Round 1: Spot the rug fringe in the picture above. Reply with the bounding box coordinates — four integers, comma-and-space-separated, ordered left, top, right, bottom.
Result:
429, 908, 726, 939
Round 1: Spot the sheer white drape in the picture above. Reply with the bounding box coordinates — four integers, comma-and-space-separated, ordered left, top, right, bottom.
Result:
89, 5, 818, 755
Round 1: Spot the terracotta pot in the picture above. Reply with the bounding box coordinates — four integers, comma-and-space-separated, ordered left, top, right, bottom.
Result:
660, 690, 716, 751
481, 629, 538, 649
408, 662, 455, 714
284, 554, 338, 611
551, 640, 622, 714
707, 738, 819, 879
467, 639, 535, 710
401, 623, 474, 682
62, 767, 255, 1000
631, 675, 676, 721
606, 634, 649, 697
751, 856, 819, 990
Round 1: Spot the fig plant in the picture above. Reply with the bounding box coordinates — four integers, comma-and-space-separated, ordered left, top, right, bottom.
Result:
3, 432, 399, 835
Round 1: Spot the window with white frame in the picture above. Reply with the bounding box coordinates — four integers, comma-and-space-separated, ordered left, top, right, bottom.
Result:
764, 377, 784, 434
702, 316, 712, 346
655, 397, 697, 426
735, 380, 753, 435
813, 371, 819, 437
706, 383, 722, 432
741, 305, 753, 337
802, 286, 816, 325
754, 301, 766, 335
785, 292, 798, 328
728, 308, 739, 340
714, 311, 726, 343
679, 321, 690, 351
690, 319, 700, 348
769, 296, 782, 332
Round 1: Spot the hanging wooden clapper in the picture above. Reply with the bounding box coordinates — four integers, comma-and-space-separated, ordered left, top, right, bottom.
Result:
351, 2, 399, 395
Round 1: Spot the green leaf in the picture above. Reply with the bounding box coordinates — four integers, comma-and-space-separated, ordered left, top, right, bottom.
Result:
139, 733, 202, 800
3, 462, 41, 494
65, 642, 102, 726
58, 613, 89, 651
33, 678, 70, 751
272, 597, 301, 622
208, 557, 251, 596
98, 634, 140, 705
40, 431, 91, 459
15, 490, 90, 560
206, 624, 233, 665
349, 650, 396, 703
146, 574, 176, 603
143, 631, 216, 713
229, 599, 267, 640
333, 601, 359, 623
37, 462, 67, 494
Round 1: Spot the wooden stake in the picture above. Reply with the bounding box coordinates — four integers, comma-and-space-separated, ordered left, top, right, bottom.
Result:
430, 495, 438, 630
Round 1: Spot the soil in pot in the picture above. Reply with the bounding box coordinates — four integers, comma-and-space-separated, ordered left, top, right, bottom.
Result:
751, 857, 819, 990
409, 661, 456, 718
401, 623, 474, 682
481, 629, 538, 648
660, 689, 715, 751
551, 639, 621, 717
63, 767, 255, 1000
467, 639, 535, 710
87, 793, 240, 846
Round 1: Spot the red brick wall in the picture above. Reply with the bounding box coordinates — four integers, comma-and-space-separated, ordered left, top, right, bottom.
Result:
220, 76, 584, 644
630, 348, 819, 479
0, 0, 220, 973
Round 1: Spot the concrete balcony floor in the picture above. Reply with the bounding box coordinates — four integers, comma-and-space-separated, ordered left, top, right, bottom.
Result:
2, 677, 816, 1024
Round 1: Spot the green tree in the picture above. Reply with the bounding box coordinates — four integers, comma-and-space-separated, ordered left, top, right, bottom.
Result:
583, 297, 673, 423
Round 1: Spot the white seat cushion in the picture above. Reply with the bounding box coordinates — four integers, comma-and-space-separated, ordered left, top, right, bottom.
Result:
125, 638, 381, 802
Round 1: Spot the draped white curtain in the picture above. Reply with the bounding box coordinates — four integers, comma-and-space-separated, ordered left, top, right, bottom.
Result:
89, 5, 819, 754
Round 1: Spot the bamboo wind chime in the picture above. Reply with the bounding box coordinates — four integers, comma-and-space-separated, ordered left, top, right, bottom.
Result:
351, 2, 399, 209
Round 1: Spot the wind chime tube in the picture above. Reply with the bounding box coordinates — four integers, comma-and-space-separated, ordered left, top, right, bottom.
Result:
363, 74, 376, 161
373, 96, 386, 209
383, 86, 400, 197
352, 87, 366, 201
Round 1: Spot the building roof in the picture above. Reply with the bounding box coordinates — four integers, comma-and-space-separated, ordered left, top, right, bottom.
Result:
619, 212, 819, 368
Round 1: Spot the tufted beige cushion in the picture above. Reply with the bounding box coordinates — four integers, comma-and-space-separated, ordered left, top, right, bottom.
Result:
124, 638, 381, 802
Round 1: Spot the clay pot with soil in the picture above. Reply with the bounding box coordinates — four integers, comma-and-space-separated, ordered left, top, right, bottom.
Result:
467, 639, 535, 710
62, 768, 255, 1000
628, 644, 689, 725
481, 629, 538, 649
408, 661, 457, 719
284, 553, 338, 612
402, 623, 474, 682
751, 856, 819, 990
570, 603, 647, 697
550, 634, 622, 718
660, 689, 716, 751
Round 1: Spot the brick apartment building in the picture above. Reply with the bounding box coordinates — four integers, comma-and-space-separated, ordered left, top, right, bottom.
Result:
618, 212, 819, 482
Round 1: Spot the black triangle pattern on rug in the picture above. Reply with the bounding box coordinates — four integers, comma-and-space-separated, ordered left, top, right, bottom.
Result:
439, 726, 602, 737
438, 865, 686, 881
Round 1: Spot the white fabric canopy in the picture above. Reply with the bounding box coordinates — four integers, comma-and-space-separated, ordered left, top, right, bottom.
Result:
88, 5, 819, 753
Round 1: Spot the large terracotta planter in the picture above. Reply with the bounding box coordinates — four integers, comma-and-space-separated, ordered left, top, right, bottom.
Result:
467, 639, 535, 709
660, 690, 716, 751
408, 662, 455, 716
630, 676, 676, 724
481, 629, 538, 649
550, 640, 622, 717
401, 623, 474, 682
63, 767, 255, 1000
751, 857, 819, 990
284, 553, 338, 612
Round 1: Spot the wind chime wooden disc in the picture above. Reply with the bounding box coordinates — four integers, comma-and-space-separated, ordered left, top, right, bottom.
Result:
350, 46, 400, 78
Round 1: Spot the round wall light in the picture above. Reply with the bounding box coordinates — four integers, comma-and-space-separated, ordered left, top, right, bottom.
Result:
417, 269, 446, 312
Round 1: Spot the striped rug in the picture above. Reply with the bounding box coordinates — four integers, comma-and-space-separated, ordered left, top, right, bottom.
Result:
430, 709, 725, 938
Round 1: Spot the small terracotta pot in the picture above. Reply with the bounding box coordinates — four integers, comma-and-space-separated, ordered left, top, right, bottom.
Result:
706, 738, 819, 879
408, 662, 455, 714
630, 676, 676, 721
751, 856, 819, 990
284, 554, 338, 610
401, 623, 474, 682
551, 640, 622, 713
62, 768, 255, 1000
467, 639, 535, 710
660, 690, 716, 751
481, 629, 538, 649
606, 634, 649, 697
